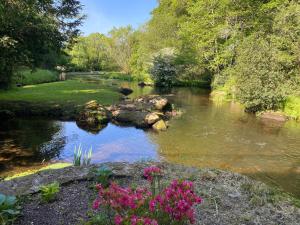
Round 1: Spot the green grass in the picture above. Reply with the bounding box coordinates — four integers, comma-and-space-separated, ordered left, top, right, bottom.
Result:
14, 69, 59, 85
283, 96, 300, 120
0, 78, 121, 106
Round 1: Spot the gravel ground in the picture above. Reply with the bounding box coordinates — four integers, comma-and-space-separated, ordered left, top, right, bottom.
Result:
11, 163, 300, 225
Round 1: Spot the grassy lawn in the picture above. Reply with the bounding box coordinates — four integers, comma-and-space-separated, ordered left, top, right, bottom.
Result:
0, 78, 121, 106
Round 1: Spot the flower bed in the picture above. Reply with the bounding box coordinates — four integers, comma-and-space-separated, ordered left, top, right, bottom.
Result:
92, 166, 202, 225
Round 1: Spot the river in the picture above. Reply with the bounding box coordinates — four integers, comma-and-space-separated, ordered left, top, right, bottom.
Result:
0, 81, 299, 198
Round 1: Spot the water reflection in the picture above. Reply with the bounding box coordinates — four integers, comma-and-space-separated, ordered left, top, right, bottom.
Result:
0, 119, 65, 174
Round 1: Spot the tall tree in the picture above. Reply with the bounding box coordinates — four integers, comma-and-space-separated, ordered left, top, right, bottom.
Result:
0, 0, 84, 88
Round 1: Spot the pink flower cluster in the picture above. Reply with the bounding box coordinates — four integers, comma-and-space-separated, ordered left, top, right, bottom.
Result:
143, 166, 162, 182
93, 183, 151, 212
149, 180, 202, 223
114, 215, 158, 225
92, 167, 202, 225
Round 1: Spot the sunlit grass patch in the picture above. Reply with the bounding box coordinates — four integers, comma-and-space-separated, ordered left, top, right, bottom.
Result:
4, 163, 72, 181
0, 78, 121, 106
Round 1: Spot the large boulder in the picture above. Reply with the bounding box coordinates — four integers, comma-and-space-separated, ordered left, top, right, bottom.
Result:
145, 113, 160, 125
119, 87, 133, 96
76, 101, 110, 133
112, 109, 149, 127
150, 97, 169, 110
152, 120, 167, 131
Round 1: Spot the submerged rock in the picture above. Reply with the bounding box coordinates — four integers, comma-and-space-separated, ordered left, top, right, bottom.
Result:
259, 111, 288, 122
119, 87, 133, 96
138, 82, 153, 87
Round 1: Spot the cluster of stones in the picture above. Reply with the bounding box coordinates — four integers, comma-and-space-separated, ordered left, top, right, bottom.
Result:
76, 100, 110, 134
76, 95, 175, 133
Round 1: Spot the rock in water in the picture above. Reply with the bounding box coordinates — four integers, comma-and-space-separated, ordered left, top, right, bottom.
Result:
152, 120, 167, 131
145, 113, 160, 125
76, 101, 110, 133
119, 87, 133, 96
152, 98, 168, 110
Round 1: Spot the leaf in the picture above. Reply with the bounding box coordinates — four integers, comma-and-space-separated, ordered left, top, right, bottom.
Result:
5, 196, 17, 206
0, 194, 5, 205
2, 209, 20, 215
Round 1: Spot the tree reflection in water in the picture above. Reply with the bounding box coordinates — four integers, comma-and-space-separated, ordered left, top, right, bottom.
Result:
0, 119, 65, 176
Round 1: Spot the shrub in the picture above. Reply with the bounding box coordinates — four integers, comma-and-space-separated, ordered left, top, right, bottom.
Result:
14, 68, 59, 86
150, 48, 178, 87
40, 182, 60, 203
93, 165, 113, 188
233, 36, 296, 112
91, 166, 202, 225
0, 194, 20, 225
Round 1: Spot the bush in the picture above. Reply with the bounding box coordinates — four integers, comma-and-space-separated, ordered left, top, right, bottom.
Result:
14, 68, 58, 86
40, 182, 60, 203
233, 36, 294, 112
150, 49, 178, 87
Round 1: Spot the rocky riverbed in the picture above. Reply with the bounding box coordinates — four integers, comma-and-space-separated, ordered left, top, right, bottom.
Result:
1, 163, 299, 225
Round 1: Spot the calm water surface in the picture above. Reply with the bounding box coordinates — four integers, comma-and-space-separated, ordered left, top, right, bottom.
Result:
0, 82, 299, 198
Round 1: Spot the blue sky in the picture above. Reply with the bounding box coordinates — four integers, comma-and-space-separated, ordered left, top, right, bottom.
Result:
80, 0, 157, 35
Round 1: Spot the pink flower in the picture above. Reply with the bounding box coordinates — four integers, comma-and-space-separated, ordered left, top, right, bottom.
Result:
143, 166, 162, 182
92, 199, 100, 210
114, 215, 123, 225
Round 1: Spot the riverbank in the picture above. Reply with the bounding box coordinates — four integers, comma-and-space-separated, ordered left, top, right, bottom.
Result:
0, 78, 121, 120
0, 162, 299, 225
210, 90, 300, 122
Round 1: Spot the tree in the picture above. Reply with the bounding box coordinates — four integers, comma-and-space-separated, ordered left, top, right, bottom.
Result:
108, 26, 135, 74
0, 0, 84, 88
68, 33, 115, 71
150, 48, 178, 87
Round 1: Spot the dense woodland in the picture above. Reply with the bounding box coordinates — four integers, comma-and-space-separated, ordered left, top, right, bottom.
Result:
1, 0, 300, 114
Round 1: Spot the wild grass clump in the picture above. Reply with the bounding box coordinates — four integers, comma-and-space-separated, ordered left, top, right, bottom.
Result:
73, 145, 93, 166
40, 182, 60, 203
14, 69, 58, 86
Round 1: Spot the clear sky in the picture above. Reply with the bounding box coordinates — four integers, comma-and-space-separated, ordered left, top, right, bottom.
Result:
80, 0, 158, 35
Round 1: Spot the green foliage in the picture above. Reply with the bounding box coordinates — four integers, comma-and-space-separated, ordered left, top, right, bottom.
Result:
233, 36, 292, 112
14, 69, 58, 86
73, 145, 93, 166
40, 182, 60, 203
0, 0, 84, 88
150, 49, 178, 87
93, 165, 113, 188
284, 96, 300, 120
86, 212, 110, 225
0, 194, 20, 225
68, 34, 116, 72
